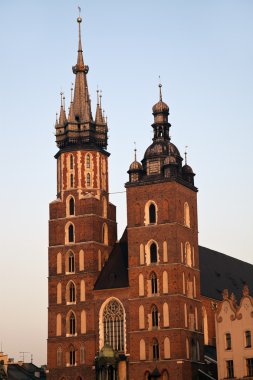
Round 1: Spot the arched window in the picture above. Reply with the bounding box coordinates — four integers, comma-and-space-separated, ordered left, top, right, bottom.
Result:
86, 154, 91, 169
152, 338, 159, 360
151, 272, 158, 294
79, 249, 84, 271
80, 280, 85, 302
102, 223, 108, 245
69, 312, 76, 335
163, 241, 168, 262
57, 252, 62, 274
139, 274, 144, 296
69, 345, 75, 366
56, 347, 63, 367
139, 305, 145, 329
163, 302, 169, 327
140, 244, 145, 265
162, 370, 169, 380
144, 372, 151, 380
57, 283, 62, 304
140, 339, 146, 360
149, 203, 156, 224
163, 271, 168, 294
186, 337, 190, 359
70, 154, 74, 170
164, 337, 171, 359
184, 202, 190, 227
67, 251, 75, 273
102, 197, 107, 218
56, 313, 62, 336
102, 299, 125, 351
67, 223, 74, 243
150, 243, 158, 263
185, 242, 192, 267
69, 197, 75, 215
67, 281, 76, 303
86, 173, 91, 187
81, 310, 86, 334
152, 305, 158, 328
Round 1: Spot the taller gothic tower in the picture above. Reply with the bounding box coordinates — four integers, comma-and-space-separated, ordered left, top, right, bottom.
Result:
47, 16, 117, 380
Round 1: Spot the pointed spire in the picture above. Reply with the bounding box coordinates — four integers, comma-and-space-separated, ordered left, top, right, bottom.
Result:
59, 92, 67, 125
134, 142, 137, 161
95, 88, 104, 124
72, 13, 92, 123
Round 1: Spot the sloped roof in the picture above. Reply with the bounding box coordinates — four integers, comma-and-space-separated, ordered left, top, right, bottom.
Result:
199, 246, 253, 301
94, 229, 129, 290
7, 363, 46, 380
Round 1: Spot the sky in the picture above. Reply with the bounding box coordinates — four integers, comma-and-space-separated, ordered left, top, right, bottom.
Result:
0, 0, 252, 366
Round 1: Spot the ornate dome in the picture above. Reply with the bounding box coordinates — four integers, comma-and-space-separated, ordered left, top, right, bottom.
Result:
129, 160, 142, 171
152, 99, 169, 114
144, 141, 181, 159
182, 164, 194, 174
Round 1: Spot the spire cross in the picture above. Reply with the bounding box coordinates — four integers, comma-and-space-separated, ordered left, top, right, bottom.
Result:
184, 145, 188, 164
158, 75, 162, 101
134, 142, 137, 161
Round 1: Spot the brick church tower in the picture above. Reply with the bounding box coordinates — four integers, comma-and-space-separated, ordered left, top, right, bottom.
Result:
125, 85, 203, 379
47, 15, 204, 380
47, 16, 117, 380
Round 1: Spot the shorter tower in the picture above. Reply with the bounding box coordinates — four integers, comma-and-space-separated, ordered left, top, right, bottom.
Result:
126, 85, 202, 380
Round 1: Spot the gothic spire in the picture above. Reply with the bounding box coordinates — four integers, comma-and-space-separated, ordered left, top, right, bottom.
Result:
59, 92, 67, 125
95, 89, 104, 124
72, 16, 92, 123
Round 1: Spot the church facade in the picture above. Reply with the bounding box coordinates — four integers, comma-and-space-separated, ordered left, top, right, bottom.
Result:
47, 17, 253, 380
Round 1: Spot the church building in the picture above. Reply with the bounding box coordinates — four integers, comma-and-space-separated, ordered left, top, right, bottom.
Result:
47, 16, 253, 380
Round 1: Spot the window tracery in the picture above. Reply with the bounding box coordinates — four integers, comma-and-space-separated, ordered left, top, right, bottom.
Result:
102, 300, 125, 352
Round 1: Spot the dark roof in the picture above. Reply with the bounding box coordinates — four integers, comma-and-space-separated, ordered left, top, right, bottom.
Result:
7, 363, 46, 380
199, 246, 253, 301
94, 229, 129, 290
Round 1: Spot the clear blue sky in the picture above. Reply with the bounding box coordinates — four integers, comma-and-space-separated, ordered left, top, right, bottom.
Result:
0, 0, 252, 366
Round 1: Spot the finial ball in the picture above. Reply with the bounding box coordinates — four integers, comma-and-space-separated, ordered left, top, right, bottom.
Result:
77, 16, 82, 23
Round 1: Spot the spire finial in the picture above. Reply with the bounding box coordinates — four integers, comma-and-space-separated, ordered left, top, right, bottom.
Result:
184, 145, 188, 165
63, 96, 66, 110
134, 141, 137, 161
99, 90, 102, 108
56, 112, 58, 123
96, 87, 99, 105
77, 6, 82, 52
60, 92, 63, 107
158, 75, 162, 101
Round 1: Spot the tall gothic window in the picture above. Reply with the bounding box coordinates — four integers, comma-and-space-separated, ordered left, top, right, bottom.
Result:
56, 347, 63, 367
103, 300, 125, 352
245, 331, 252, 348
69, 312, 76, 335
69, 197, 75, 215
225, 333, 232, 350
151, 272, 158, 294
68, 252, 75, 273
152, 338, 159, 360
152, 305, 158, 328
149, 203, 156, 224
68, 224, 74, 243
150, 243, 158, 263
67, 281, 76, 303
